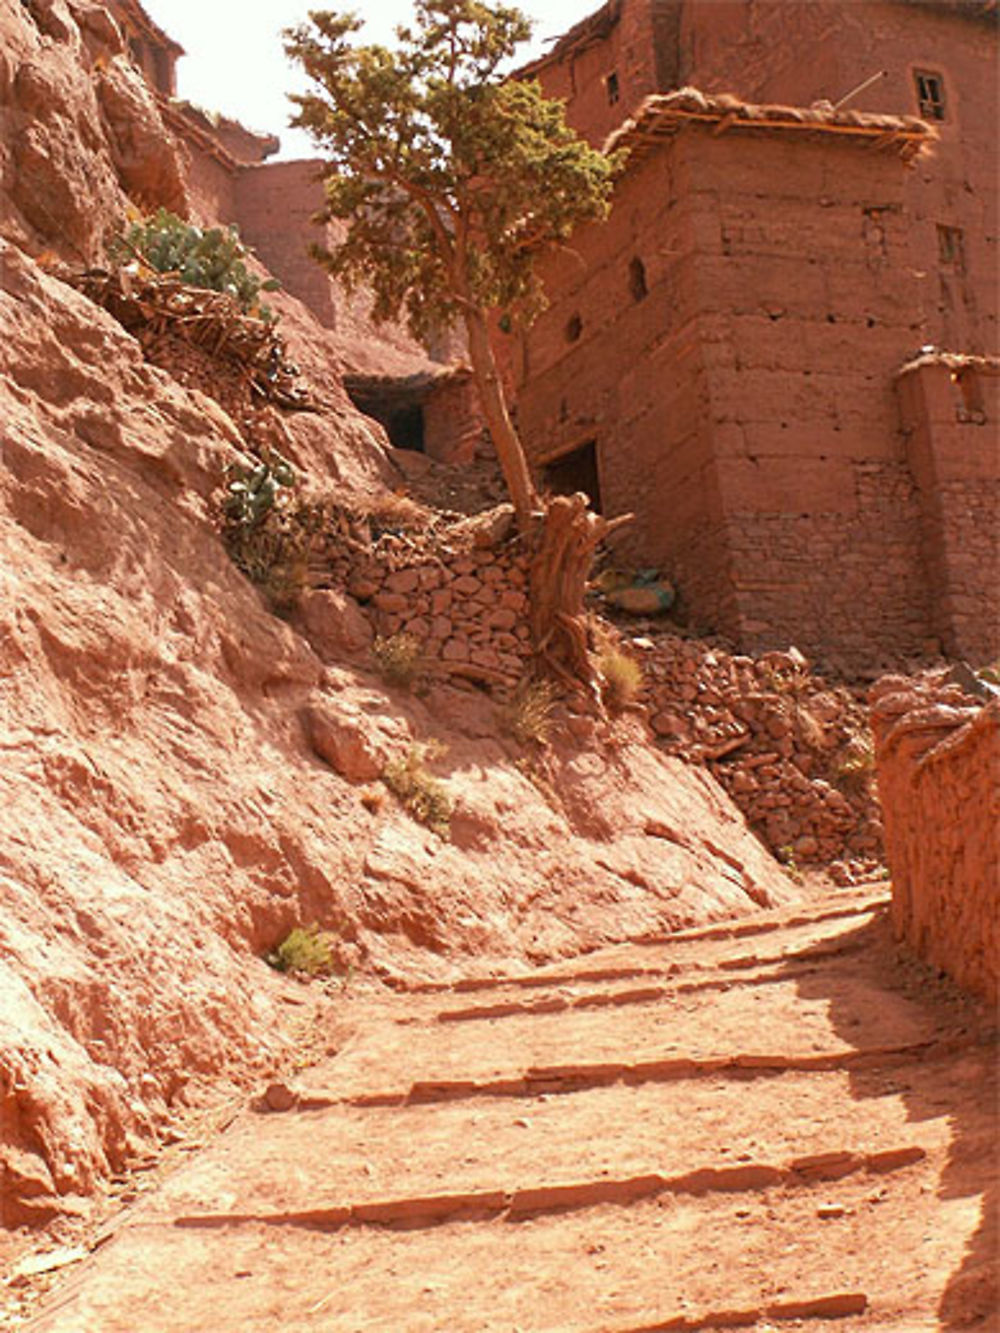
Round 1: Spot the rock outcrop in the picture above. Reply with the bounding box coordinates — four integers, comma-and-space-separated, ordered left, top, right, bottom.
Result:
1, 0, 188, 261
871, 672, 999, 1004
0, 240, 798, 1227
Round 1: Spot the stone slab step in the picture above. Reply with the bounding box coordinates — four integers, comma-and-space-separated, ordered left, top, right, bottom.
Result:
137, 1059, 950, 1219
28, 1164, 975, 1333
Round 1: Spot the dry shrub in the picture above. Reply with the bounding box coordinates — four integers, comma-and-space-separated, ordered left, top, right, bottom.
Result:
267, 924, 337, 977
598, 647, 643, 712
372, 633, 423, 689
501, 676, 560, 746
359, 491, 432, 535
382, 741, 452, 836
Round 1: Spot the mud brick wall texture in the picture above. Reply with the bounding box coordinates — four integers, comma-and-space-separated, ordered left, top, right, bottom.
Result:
511, 127, 947, 670
871, 675, 1000, 1005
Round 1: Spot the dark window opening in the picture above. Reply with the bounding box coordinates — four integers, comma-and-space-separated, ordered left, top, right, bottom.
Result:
628, 256, 648, 302
952, 368, 986, 423
542, 440, 602, 512
128, 36, 144, 69
606, 71, 620, 105
937, 223, 965, 272
914, 69, 946, 121
565, 313, 583, 343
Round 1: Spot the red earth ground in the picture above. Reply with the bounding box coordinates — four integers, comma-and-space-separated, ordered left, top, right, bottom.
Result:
6, 882, 996, 1332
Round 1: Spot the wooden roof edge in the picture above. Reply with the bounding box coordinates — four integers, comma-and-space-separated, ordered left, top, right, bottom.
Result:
514, 0, 622, 81
156, 96, 241, 173
897, 350, 1000, 377
604, 89, 935, 156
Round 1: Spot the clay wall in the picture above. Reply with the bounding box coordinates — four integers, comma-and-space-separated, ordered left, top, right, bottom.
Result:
679, 0, 999, 357
896, 359, 1000, 665
235, 160, 337, 329
182, 145, 237, 227
527, 1, 670, 147
507, 135, 735, 635
871, 675, 999, 1005
423, 378, 483, 465
514, 125, 940, 666
537, 1, 997, 354
694, 132, 933, 666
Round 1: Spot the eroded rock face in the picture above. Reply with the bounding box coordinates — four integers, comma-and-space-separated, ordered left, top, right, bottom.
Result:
1, 0, 187, 260
0, 242, 798, 1228
871, 674, 999, 1004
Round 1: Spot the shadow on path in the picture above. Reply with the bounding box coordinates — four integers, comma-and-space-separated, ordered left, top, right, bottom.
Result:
780, 908, 998, 1329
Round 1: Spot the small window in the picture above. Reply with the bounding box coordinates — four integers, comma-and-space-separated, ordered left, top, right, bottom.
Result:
914, 69, 946, 121
565, 313, 583, 343
606, 71, 620, 106
628, 256, 648, 302
937, 224, 965, 272
952, 368, 986, 423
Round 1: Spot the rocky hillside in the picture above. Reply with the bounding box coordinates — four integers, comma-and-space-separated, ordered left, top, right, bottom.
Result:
0, 0, 803, 1231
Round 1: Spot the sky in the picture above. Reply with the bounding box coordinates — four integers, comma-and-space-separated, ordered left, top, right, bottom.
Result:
141, 1, 589, 160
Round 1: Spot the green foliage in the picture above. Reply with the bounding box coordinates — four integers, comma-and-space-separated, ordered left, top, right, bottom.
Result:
382, 741, 452, 836
223, 452, 297, 529
268, 924, 337, 976
110, 207, 280, 321
598, 647, 643, 713
219, 450, 309, 611
501, 675, 559, 746
283, 3, 625, 341
372, 633, 424, 689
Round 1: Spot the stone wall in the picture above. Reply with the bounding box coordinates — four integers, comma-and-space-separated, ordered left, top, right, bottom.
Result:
307, 508, 532, 684
871, 674, 999, 1005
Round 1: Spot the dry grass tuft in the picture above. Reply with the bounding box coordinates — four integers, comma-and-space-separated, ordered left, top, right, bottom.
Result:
501, 676, 560, 746
267, 924, 337, 977
372, 633, 424, 690
382, 741, 452, 836
598, 647, 643, 713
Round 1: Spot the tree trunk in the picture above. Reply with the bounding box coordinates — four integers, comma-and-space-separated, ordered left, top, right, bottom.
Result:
460, 307, 630, 693
462, 307, 539, 532
528, 492, 630, 697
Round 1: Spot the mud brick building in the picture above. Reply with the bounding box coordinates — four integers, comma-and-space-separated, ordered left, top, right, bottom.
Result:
507, 0, 999, 670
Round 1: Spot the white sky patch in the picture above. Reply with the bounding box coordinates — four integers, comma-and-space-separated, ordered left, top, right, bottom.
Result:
141, 1, 587, 160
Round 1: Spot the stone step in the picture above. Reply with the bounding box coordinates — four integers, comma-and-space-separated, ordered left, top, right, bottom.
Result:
30, 1161, 969, 1333
137, 1064, 949, 1220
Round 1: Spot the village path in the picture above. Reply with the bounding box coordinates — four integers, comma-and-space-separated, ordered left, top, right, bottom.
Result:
22, 885, 998, 1332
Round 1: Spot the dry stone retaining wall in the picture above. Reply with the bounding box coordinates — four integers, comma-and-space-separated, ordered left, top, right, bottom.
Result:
871, 674, 999, 1004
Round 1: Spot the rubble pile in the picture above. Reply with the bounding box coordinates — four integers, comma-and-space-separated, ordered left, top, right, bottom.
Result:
627, 632, 884, 879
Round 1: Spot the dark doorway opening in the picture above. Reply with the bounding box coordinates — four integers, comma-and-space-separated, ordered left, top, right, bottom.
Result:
542, 440, 602, 512
345, 384, 426, 452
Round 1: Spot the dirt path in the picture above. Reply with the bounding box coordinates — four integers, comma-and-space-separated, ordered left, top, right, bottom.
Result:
19, 886, 998, 1331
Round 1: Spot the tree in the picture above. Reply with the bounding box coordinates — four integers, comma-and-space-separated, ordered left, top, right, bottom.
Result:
285, 2, 629, 688
285, 3, 622, 517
